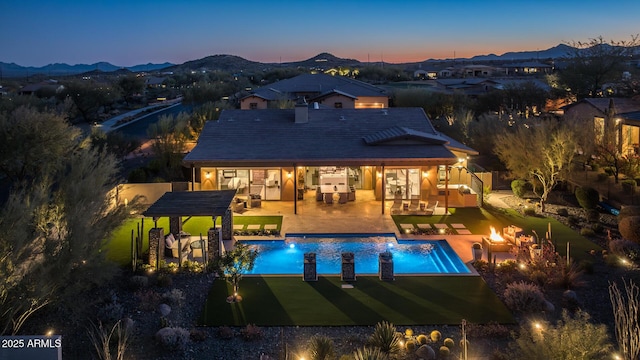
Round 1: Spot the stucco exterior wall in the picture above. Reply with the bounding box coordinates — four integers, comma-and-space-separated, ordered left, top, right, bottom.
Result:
240, 96, 268, 110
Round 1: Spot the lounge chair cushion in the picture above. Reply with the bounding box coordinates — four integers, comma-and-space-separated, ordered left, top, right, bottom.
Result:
165, 233, 175, 248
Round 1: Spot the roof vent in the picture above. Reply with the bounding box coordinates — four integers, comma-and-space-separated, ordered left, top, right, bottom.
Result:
313, 102, 319, 109
227, 117, 234, 122
382, 109, 388, 115
254, 118, 261, 122
339, 115, 346, 121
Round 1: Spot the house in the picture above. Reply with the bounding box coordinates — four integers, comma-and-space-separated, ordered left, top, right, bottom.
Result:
240, 73, 389, 110
563, 97, 640, 156
502, 62, 553, 75
18, 80, 65, 96
433, 78, 501, 96
183, 106, 479, 214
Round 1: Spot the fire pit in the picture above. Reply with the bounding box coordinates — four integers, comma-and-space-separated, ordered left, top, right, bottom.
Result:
482, 227, 512, 253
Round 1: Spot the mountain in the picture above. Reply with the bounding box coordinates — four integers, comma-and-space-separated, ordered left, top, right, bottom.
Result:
469, 44, 574, 61
0, 61, 173, 78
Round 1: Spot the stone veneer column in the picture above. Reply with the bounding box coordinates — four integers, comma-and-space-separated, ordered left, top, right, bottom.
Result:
207, 227, 220, 262
169, 216, 182, 236
341, 252, 356, 282
378, 252, 394, 281
222, 209, 232, 241
148, 228, 164, 269
303, 252, 317, 281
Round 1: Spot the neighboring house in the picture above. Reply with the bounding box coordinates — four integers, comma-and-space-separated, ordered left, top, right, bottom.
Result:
563, 97, 640, 156
502, 62, 553, 75
18, 80, 65, 95
145, 76, 166, 88
240, 73, 389, 110
183, 106, 479, 214
414, 69, 439, 80
462, 64, 496, 77
433, 78, 501, 96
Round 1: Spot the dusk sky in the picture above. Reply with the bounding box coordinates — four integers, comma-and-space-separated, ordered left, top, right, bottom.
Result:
2, 0, 639, 67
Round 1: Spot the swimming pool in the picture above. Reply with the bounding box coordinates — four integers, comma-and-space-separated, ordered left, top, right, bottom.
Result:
241, 234, 471, 275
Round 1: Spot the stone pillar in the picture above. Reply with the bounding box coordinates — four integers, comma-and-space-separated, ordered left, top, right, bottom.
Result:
208, 227, 220, 263
169, 216, 182, 236
303, 252, 317, 281
148, 228, 164, 269
341, 252, 356, 282
378, 252, 394, 281
222, 208, 233, 241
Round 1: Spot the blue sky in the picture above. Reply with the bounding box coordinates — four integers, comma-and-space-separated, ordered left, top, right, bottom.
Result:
2, 0, 639, 67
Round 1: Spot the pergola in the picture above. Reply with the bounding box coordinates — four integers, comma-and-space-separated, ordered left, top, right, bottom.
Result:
142, 190, 237, 268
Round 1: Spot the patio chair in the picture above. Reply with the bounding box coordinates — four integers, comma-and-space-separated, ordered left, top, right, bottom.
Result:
425, 200, 438, 215
409, 195, 420, 211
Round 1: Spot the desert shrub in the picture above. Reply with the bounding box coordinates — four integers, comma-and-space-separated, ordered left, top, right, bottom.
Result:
581, 228, 596, 237
97, 301, 124, 325
404, 328, 414, 337
127, 168, 147, 183
308, 335, 336, 360
621, 179, 637, 193
597, 172, 609, 182
429, 330, 442, 343
590, 163, 599, 171
591, 222, 604, 234
567, 215, 580, 226
473, 259, 489, 272
368, 321, 402, 356
523, 207, 536, 216
575, 186, 599, 209
129, 275, 148, 290
553, 262, 586, 290
353, 346, 389, 360
496, 259, 518, 274
439, 346, 450, 357
443, 338, 455, 348
511, 179, 529, 198
529, 270, 548, 287
416, 334, 428, 345
503, 281, 546, 314
609, 238, 640, 261
405, 340, 417, 351
241, 324, 262, 341
156, 273, 173, 287
218, 326, 234, 339
466, 321, 510, 338
135, 289, 161, 311
189, 328, 207, 342
556, 208, 569, 216
586, 209, 600, 223
577, 260, 594, 274
162, 289, 185, 306
619, 216, 640, 244
155, 327, 190, 351
604, 166, 615, 175
619, 205, 640, 220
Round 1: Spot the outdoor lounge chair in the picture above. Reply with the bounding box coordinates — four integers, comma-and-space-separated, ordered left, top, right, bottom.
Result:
425, 200, 438, 215
409, 195, 420, 211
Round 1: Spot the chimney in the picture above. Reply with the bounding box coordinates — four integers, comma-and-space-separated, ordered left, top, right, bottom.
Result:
295, 98, 309, 123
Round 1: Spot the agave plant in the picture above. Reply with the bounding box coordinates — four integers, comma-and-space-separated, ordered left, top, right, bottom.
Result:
307, 335, 336, 360
353, 346, 389, 360
368, 321, 402, 356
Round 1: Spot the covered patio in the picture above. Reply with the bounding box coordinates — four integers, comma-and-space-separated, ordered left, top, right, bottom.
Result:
142, 190, 236, 268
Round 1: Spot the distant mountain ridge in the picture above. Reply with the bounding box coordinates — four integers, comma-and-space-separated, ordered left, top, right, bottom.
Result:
0, 61, 173, 78
3, 43, 636, 78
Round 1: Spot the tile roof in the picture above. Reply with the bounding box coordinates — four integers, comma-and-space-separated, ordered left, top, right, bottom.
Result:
183, 108, 475, 167
246, 73, 387, 101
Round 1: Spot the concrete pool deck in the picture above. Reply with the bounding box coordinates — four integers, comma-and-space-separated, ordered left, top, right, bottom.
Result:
232, 190, 515, 264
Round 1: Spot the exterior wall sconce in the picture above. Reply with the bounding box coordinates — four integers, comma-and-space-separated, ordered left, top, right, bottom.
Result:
287, 172, 292, 178
422, 171, 428, 177
205, 171, 211, 179
377, 172, 382, 178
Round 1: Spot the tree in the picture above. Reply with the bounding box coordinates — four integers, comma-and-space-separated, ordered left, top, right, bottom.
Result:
494, 120, 578, 212
60, 80, 120, 123
0, 107, 137, 335
213, 243, 258, 303
117, 75, 145, 106
609, 279, 640, 360
509, 310, 612, 359
558, 35, 639, 100
147, 112, 191, 180
90, 129, 141, 160
0, 106, 81, 184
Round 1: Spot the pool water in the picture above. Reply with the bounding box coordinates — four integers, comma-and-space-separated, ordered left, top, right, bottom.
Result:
242, 235, 471, 275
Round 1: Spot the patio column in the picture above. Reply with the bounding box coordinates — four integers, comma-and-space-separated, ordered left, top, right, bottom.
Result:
445, 166, 449, 213
148, 227, 164, 269
293, 163, 297, 215
169, 216, 183, 236
190, 165, 195, 191
207, 227, 220, 262
381, 164, 385, 215
222, 208, 233, 241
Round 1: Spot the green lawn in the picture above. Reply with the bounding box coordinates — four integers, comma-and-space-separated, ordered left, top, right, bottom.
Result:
393, 207, 601, 262
105, 216, 283, 266
199, 276, 515, 326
